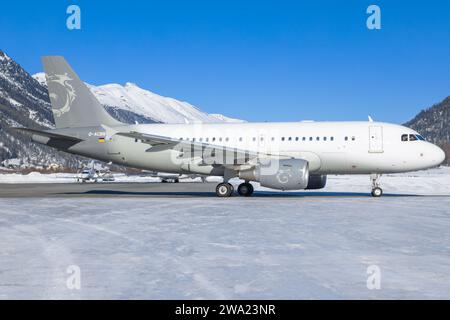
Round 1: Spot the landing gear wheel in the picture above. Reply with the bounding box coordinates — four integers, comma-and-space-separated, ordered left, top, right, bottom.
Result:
371, 187, 383, 197
370, 174, 383, 197
238, 182, 254, 197
216, 183, 234, 197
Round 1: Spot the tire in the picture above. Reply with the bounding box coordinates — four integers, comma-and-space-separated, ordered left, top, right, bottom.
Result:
216, 183, 234, 197
238, 183, 254, 197
371, 187, 383, 197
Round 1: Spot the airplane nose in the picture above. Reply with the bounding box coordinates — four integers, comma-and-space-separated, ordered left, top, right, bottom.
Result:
434, 145, 446, 165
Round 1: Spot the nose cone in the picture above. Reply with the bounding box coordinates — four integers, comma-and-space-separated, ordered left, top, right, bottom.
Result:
434, 145, 446, 166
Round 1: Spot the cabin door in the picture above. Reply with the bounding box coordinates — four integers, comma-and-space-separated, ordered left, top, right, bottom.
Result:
369, 126, 383, 153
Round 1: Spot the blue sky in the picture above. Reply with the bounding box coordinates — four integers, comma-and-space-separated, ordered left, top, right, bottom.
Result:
1, 0, 450, 123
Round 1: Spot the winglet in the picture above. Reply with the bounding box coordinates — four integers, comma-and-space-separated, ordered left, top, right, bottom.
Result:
368, 115, 374, 122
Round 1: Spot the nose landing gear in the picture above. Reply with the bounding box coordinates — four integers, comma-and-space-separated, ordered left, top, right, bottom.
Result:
370, 174, 383, 197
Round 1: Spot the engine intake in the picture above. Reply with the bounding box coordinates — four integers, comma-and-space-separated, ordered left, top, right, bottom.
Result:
239, 158, 309, 190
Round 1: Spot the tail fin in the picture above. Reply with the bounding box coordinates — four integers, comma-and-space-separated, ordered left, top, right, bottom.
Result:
42, 56, 123, 129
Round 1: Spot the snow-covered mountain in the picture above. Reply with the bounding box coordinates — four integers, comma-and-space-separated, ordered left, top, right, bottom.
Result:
33, 72, 243, 124
0, 50, 84, 169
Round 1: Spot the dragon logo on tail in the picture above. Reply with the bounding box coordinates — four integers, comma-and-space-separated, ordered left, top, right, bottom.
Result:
47, 73, 77, 117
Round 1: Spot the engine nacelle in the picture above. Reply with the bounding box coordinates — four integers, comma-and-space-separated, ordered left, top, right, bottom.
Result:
306, 174, 327, 190
239, 158, 309, 190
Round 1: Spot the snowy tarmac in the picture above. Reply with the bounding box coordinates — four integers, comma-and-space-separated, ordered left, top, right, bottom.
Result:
0, 168, 449, 299
0, 181, 442, 198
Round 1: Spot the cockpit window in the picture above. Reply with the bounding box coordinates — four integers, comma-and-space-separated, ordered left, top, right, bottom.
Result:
402, 134, 425, 142
416, 134, 425, 141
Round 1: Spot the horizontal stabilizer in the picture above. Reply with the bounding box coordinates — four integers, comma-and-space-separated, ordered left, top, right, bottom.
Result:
9, 127, 83, 142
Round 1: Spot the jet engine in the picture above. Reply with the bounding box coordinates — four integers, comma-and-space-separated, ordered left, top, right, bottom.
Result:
305, 174, 327, 189
239, 158, 309, 190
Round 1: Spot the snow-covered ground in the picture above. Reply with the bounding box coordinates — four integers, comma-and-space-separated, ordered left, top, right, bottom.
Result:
0, 167, 449, 299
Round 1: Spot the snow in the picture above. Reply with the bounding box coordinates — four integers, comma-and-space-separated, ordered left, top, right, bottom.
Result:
0, 167, 449, 299
0, 193, 449, 299
6, 97, 22, 107
209, 113, 245, 123
0, 172, 160, 183
33, 73, 244, 124
0, 51, 11, 62
0, 172, 220, 184
32, 72, 46, 86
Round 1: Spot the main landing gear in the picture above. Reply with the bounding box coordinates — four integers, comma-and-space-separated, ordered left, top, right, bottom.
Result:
370, 174, 383, 197
237, 182, 254, 197
215, 182, 254, 197
216, 182, 234, 197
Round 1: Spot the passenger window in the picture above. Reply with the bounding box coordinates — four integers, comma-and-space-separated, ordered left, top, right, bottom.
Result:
288, 137, 292, 141
351, 136, 355, 141
401, 134, 408, 142
309, 137, 313, 141
316, 137, 320, 141
409, 134, 418, 141
282, 137, 285, 141
239, 137, 242, 142
271, 137, 275, 141
330, 137, 334, 141
302, 137, 306, 141
295, 137, 299, 141
252, 137, 256, 142
212, 137, 216, 142
225, 137, 229, 142
345, 136, 348, 141
323, 137, 327, 141
219, 138, 222, 142
260, 137, 264, 141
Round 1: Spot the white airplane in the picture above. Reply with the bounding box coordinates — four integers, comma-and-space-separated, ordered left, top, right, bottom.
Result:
13, 57, 446, 197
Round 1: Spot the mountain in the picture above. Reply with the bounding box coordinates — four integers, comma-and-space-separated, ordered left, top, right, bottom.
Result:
33, 73, 244, 124
0, 50, 242, 169
404, 96, 450, 164
0, 50, 84, 169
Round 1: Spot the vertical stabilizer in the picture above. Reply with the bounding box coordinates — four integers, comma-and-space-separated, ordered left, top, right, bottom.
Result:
42, 56, 123, 129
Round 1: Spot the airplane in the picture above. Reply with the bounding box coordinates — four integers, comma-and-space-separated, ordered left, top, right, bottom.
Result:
11, 56, 446, 197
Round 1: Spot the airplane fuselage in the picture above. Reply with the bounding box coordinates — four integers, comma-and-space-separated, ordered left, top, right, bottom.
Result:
48, 121, 445, 176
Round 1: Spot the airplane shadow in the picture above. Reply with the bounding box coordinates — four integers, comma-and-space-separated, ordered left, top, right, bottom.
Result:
59, 190, 422, 198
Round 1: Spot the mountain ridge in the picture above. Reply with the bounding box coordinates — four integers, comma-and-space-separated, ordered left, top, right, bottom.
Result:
33, 72, 244, 124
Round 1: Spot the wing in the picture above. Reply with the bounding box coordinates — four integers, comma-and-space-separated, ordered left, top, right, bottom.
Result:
109, 128, 283, 167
